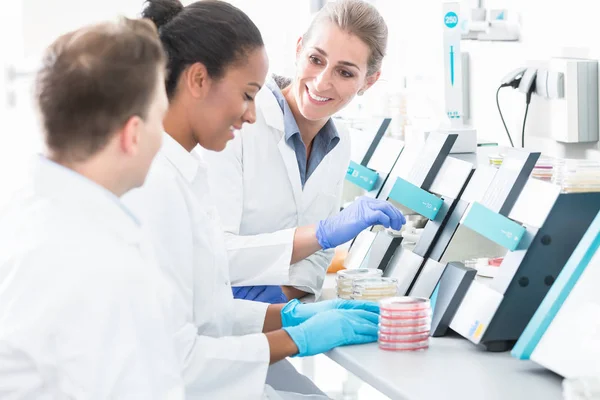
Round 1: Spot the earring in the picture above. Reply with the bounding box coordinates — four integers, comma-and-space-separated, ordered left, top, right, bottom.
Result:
358, 90, 365, 96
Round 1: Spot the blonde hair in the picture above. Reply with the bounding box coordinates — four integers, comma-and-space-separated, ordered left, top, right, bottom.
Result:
303, 0, 388, 76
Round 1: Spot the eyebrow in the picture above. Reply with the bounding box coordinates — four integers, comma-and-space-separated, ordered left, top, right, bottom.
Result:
313, 47, 361, 71
248, 82, 262, 90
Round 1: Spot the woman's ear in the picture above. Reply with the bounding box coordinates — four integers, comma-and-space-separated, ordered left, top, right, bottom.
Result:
360, 70, 382, 94
296, 36, 303, 59
186, 62, 210, 99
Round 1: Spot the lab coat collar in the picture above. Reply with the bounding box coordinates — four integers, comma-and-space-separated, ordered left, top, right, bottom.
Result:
31, 155, 142, 243
160, 132, 203, 184
258, 77, 285, 133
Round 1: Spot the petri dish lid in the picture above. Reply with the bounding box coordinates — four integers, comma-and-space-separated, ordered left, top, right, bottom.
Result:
336, 268, 382, 281
380, 311, 432, 323
378, 324, 430, 335
352, 294, 398, 301
384, 227, 403, 237
336, 282, 355, 290
379, 316, 431, 327
379, 296, 430, 311
352, 277, 398, 290
378, 339, 429, 351
378, 331, 430, 343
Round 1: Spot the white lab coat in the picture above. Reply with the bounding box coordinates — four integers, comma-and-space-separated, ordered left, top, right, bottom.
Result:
124, 133, 281, 399
202, 83, 350, 296
0, 156, 184, 400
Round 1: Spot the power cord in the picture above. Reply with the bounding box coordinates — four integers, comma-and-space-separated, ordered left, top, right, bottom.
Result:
522, 83, 535, 148
496, 86, 515, 147
522, 101, 530, 148
496, 67, 536, 148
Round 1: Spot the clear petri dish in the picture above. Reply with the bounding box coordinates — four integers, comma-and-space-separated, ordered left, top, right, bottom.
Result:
352, 294, 398, 301
378, 339, 429, 352
351, 277, 398, 301
336, 290, 353, 300
336, 268, 383, 280
378, 324, 430, 335
378, 331, 430, 343
551, 159, 600, 193
379, 296, 430, 312
379, 316, 431, 328
336, 268, 383, 299
380, 308, 431, 320
352, 277, 398, 291
336, 269, 382, 287
488, 153, 504, 167
384, 227, 403, 237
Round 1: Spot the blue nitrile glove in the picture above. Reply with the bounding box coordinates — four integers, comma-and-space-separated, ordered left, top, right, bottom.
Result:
232, 285, 288, 304
281, 298, 379, 328
283, 309, 379, 357
316, 196, 406, 250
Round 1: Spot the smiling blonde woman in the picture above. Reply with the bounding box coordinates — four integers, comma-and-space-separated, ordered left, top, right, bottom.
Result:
202, 0, 395, 303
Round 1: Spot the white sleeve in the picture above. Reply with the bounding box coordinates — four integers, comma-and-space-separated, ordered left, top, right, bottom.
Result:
203, 136, 295, 286
174, 325, 270, 399
288, 175, 344, 298
170, 296, 270, 394
232, 299, 269, 334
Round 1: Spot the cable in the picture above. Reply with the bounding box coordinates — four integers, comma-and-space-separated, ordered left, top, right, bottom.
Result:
521, 70, 537, 148
496, 86, 515, 147
522, 87, 535, 148
522, 98, 531, 148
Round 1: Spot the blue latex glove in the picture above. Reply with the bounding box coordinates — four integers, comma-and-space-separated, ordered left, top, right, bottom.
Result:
283, 309, 379, 357
316, 196, 406, 250
232, 285, 288, 304
281, 298, 379, 328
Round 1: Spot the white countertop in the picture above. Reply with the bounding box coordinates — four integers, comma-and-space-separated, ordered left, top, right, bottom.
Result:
315, 275, 564, 400
325, 337, 562, 400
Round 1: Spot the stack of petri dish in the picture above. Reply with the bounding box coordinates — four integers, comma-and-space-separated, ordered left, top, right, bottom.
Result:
488, 153, 504, 168
552, 159, 600, 193
378, 297, 432, 351
351, 277, 398, 301
532, 157, 555, 182
335, 268, 382, 299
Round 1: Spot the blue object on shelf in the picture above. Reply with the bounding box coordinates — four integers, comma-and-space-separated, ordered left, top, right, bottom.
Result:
387, 177, 443, 220
462, 202, 525, 251
346, 161, 378, 191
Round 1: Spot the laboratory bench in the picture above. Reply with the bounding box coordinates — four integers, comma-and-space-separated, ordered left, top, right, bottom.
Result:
312, 275, 564, 400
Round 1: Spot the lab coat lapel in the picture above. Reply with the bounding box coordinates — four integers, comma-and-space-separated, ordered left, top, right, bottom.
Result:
259, 87, 303, 210
304, 151, 332, 196
276, 137, 303, 211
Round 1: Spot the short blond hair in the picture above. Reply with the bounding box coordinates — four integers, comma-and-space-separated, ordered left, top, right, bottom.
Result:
304, 0, 388, 76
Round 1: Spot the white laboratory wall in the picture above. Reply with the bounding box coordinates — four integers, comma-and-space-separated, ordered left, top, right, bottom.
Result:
222, 0, 311, 79
461, 0, 600, 160
0, 0, 146, 200
5, 0, 600, 192
369, 0, 600, 160
21, 0, 143, 58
